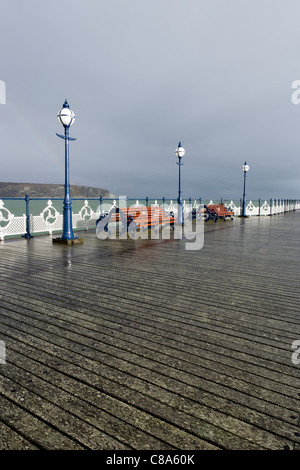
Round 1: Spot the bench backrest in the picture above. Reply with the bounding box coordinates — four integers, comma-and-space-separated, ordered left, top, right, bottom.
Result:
108, 206, 176, 223
207, 203, 233, 213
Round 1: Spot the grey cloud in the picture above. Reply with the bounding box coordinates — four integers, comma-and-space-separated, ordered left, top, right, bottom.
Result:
0, 0, 300, 200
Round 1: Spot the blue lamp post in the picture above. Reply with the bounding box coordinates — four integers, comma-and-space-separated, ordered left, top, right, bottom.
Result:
240, 161, 249, 217
22, 194, 33, 239
175, 141, 185, 225
53, 99, 83, 244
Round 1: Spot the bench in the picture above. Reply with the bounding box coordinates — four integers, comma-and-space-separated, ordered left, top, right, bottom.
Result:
204, 204, 234, 222
96, 206, 177, 235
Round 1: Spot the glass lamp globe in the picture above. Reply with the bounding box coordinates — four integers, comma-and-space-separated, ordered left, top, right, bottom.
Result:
57, 101, 75, 127
242, 163, 249, 172
175, 142, 185, 158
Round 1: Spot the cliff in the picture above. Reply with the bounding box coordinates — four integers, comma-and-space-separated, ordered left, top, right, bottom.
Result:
0, 182, 113, 198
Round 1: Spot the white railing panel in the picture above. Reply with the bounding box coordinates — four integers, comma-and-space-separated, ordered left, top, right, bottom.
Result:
1, 197, 300, 240
0, 199, 26, 240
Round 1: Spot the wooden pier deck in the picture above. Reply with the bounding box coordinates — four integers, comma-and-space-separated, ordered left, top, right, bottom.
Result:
0, 212, 300, 451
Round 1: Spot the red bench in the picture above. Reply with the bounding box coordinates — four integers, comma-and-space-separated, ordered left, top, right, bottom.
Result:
204, 204, 234, 222
97, 206, 177, 235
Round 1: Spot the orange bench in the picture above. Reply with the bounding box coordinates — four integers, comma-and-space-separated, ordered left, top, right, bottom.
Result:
97, 206, 177, 234
204, 204, 234, 222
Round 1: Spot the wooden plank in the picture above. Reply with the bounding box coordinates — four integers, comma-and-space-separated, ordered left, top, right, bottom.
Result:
0, 296, 298, 418
0, 212, 300, 449
0, 265, 299, 354
1, 340, 219, 450
1, 280, 298, 367
0, 323, 265, 449
0, 359, 173, 450
0, 288, 298, 396
0, 319, 297, 449
0, 420, 39, 450
0, 373, 129, 450
0, 394, 84, 450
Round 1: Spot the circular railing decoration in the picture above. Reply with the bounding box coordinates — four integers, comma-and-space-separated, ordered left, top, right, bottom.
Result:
79, 200, 93, 221
0, 200, 14, 229
227, 201, 235, 211
41, 200, 60, 226
247, 201, 255, 212
261, 200, 270, 212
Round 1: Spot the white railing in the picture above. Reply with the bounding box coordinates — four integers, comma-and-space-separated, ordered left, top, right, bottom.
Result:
0, 197, 299, 240
168, 199, 300, 217
0, 199, 100, 240
0, 199, 26, 240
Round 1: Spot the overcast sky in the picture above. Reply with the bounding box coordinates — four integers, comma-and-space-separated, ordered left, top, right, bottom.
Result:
1, 0, 300, 200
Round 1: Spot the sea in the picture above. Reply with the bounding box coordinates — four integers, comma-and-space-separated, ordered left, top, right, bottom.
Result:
0, 197, 246, 218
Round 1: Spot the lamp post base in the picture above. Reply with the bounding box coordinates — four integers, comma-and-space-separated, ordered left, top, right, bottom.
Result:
53, 237, 83, 245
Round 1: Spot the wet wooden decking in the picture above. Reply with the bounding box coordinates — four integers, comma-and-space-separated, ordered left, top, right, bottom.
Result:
0, 212, 300, 450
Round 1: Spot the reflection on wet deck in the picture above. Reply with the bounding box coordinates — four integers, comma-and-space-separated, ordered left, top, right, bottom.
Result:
0, 213, 300, 450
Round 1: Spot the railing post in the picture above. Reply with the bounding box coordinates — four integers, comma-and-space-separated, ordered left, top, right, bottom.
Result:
146, 196, 149, 207
99, 195, 103, 216
270, 198, 273, 216
22, 194, 33, 239
162, 197, 165, 211
258, 198, 261, 216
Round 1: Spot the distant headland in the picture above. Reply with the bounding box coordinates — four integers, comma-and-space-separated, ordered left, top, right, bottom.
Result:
0, 182, 113, 198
